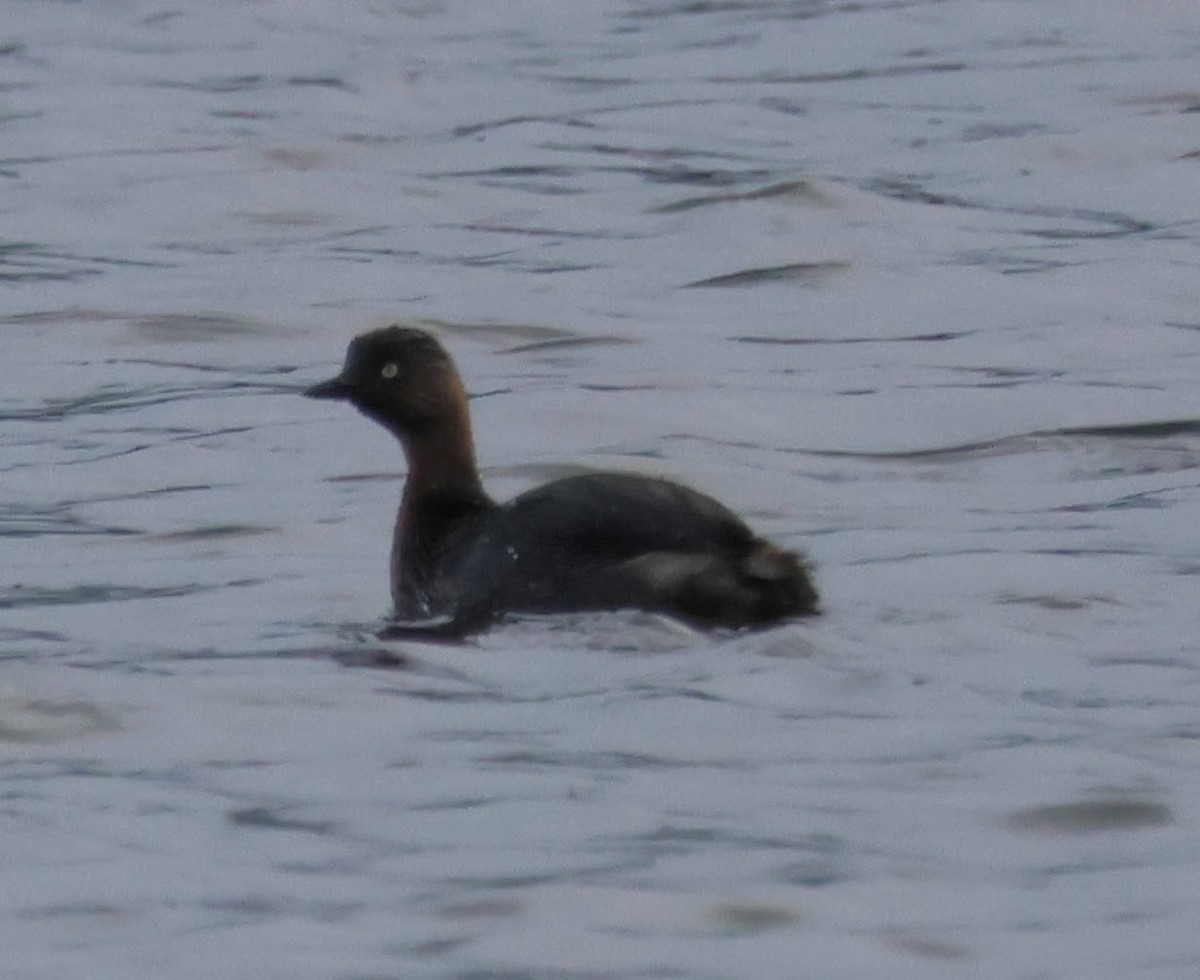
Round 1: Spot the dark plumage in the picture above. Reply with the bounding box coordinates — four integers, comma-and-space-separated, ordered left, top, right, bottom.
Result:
306, 326, 818, 638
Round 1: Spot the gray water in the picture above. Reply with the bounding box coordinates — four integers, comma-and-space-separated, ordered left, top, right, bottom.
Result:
2, 2, 1199, 978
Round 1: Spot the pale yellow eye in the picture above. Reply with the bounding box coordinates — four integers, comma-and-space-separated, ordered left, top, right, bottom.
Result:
381, 362, 398, 380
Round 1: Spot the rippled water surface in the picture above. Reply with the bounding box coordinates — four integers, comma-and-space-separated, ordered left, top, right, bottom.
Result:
3, 2, 1199, 978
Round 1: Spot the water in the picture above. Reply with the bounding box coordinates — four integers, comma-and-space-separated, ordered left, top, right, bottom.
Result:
3, 1, 1199, 977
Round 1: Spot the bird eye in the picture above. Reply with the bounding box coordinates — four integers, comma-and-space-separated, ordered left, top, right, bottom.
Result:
381, 362, 399, 380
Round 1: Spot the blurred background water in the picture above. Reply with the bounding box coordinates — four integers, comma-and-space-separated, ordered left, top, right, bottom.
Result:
2, 1, 1199, 978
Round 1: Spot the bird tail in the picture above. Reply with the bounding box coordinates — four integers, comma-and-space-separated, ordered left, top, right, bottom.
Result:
741, 541, 820, 619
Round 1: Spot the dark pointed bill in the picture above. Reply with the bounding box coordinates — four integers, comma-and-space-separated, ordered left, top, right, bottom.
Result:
305, 376, 354, 400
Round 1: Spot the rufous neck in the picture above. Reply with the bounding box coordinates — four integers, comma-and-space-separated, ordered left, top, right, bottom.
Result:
397, 406, 486, 504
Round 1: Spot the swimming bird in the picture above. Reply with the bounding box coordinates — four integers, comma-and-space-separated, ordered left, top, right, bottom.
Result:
306, 326, 818, 638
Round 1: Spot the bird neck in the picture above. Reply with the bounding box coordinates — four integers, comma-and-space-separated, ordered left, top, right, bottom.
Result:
390, 411, 493, 616
397, 394, 486, 504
